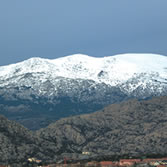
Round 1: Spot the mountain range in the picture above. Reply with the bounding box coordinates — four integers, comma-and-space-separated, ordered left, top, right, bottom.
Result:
0, 53, 167, 129
0, 96, 167, 164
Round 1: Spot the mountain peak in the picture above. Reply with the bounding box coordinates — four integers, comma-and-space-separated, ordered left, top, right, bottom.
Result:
23, 56, 47, 62
64, 53, 91, 59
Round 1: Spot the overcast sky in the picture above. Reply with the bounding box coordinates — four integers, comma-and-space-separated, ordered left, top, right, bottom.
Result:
0, 0, 167, 66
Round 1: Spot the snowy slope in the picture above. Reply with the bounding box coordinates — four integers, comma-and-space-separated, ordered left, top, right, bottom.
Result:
0, 53, 167, 88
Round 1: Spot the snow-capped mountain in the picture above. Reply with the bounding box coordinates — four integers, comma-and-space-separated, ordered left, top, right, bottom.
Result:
1, 53, 167, 90
0, 53, 167, 130
0, 54, 167, 93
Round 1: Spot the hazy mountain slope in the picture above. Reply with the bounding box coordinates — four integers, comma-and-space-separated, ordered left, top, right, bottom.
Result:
0, 79, 126, 130
37, 96, 167, 156
0, 53, 167, 129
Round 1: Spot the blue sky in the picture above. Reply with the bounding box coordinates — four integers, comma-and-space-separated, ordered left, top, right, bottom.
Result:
0, 0, 167, 65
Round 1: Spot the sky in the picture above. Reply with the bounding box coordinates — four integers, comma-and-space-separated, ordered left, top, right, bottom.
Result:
0, 0, 167, 66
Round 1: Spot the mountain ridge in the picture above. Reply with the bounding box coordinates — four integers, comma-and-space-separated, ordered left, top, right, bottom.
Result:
1, 53, 167, 87
0, 114, 58, 164
37, 96, 167, 156
1, 96, 167, 164
0, 53, 167, 129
